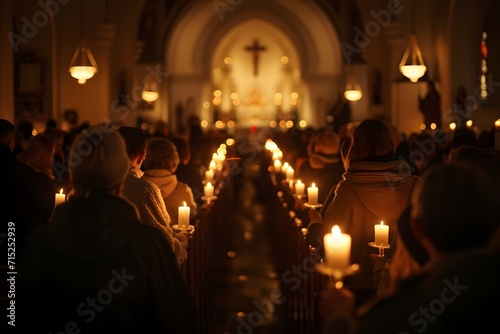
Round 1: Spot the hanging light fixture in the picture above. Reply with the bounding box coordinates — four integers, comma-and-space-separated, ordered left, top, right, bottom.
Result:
399, 0, 426, 82
344, 66, 362, 102
69, 0, 98, 84
141, 75, 159, 102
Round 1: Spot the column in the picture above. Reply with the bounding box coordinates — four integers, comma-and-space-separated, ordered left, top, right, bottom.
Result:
0, 0, 14, 122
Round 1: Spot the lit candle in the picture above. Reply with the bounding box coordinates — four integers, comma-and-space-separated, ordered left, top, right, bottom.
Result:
209, 160, 217, 170
178, 201, 190, 229
204, 181, 214, 198
323, 225, 351, 270
205, 169, 214, 182
286, 167, 294, 180
308, 182, 318, 205
374, 221, 389, 245
495, 119, 500, 150
55, 188, 65, 206
466, 120, 473, 128
274, 159, 282, 171
281, 162, 289, 174
288, 179, 294, 190
295, 180, 305, 196
449, 122, 456, 131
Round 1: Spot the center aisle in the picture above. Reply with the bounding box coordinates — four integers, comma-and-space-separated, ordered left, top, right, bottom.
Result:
205, 151, 288, 334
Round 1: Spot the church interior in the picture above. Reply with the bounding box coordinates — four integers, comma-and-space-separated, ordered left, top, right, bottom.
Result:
2, 0, 500, 333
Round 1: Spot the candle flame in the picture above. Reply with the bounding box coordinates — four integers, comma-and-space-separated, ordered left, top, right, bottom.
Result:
380, 220, 384, 225
207, 182, 212, 186
296, 180, 302, 184
332, 225, 341, 237
59, 188, 63, 194
312, 182, 316, 187
183, 201, 187, 207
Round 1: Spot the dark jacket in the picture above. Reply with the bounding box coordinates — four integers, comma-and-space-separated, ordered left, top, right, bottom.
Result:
17, 194, 197, 333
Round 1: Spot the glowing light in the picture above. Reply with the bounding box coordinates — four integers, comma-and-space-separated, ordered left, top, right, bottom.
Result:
203, 102, 210, 109
299, 120, 307, 128
200, 120, 208, 128
224, 57, 232, 65
281, 56, 289, 64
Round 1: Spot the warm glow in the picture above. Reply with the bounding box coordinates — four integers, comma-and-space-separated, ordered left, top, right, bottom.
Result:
200, 120, 208, 128
449, 122, 456, 131
227, 120, 235, 128
230, 92, 238, 99
332, 225, 341, 239
281, 56, 289, 64
183, 201, 187, 207
400, 65, 427, 82
344, 89, 362, 102
380, 221, 384, 225
299, 120, 307, 128
279, 120, 286, 128
420, 124, 426, 131
269, 120, 277, 128
286, 120, 294, 128
232, 99, 240, 106
495, 119, 500, 128
59, 188, 64, 194
203, 102, 210, 109
212, 97, 221, 105
290, 99, 297, 106
32, 129, 37, 136
224, 57, 232, 64
141, 90, 159, 102
430, 123, 437, 130
274, 99, 282, 106
291, 92, 298, 100
275, 92, 282, 100
466, 120, 473, 128
226, 138, 235, 146
215, 120, 224, 129
140, 123, 148, 130
214, 90, 222, 97
69, 66, 97, 84
213, 68, 220, 75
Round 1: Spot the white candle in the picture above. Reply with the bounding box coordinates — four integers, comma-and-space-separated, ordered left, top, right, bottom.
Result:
295, 180, 305, 196
273, 159, 282, 171
205, 169, 214, 182
374, 221, 389, 245
324, 225, 351, 270
495, 119, 500, 150
286, 167, 294, 180
466, 120, 473, 128
55, 188, 65, 206
209, 160, 217, 170
308, 182, 318, 205
449, 122, 456, 131
204, 181, 214, 198
178, 201, 190, 229
281, 162, 289, 174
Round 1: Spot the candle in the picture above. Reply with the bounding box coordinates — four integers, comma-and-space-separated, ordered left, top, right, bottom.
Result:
308, 182, 318, 205
295, 180, 305, 196
449, 122, 456, 131
274, 159, 282, 171
178, 201, 190, 229
466, 120, 473, 128
55, 188, 65, 206
323, 225, 351, 270
288, 179, 294, 190
286, 167, 294, 180
209, 160, 217, 170
281, 162, 289, 174
495, 119, 500, 150
205, 169, 214, 182
204, 181, 214, 198
374, 221, 389, 245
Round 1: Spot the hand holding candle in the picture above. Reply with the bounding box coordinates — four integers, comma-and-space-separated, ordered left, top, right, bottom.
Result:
374, 221, 389, 245
178, 201, 190, 229
55, 188, 65, 207
308, 182, 318, 205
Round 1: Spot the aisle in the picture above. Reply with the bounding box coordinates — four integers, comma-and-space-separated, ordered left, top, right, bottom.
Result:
206, 157, 288, 334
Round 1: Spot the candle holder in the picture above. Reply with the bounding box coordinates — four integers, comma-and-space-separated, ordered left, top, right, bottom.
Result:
201, 195, 218, 204
293, 194, 307, 200
316, 263, 360, 289
173, 224, 195, 232
304, 202, 322, 209
368, 242, 391, 257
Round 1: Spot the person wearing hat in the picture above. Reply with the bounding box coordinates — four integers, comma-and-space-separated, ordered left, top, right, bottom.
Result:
319, 163, 500, 334
17, 126, 197, 333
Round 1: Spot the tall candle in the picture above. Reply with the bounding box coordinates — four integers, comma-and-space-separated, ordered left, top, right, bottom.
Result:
286, 167, 294, 180
204, 181, 214, 198
295, 180, 305, 196
374, 221, 389, 245
205, 169, 214, 182
308, 182, 318, 205
178, 201, 190, 229
55, 188, 65, 206
324, 225, 351, 270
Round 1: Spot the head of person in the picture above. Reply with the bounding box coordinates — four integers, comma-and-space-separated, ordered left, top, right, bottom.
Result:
69, 127, 129, 197
143, 138, 180, 173
346, 119, 394, 168
314, 130, 340, 156
410, 163, 498, 259
17, 133, 55, 179
0, 119, 15, 152
169, 136, 190, 165
118, 126, 148, 167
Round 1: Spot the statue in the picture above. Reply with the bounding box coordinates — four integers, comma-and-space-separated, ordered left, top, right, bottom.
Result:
418, 81, 442, 129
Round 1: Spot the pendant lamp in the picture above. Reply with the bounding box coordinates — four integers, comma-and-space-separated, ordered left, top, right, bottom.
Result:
399, 0, 426, 82
344, 66, 362, 102
69, 0, 98, 84
141, 75, 159, 102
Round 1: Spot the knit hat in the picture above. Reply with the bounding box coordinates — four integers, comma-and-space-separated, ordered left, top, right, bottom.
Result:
69, 126, 130, 190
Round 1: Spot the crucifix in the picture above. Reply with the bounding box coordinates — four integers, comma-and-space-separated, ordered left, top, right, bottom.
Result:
245, 38, 267, 76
